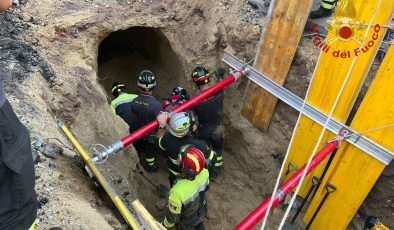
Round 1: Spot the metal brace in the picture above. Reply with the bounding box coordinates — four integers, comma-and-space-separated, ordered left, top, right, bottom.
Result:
222, 51, 393, 165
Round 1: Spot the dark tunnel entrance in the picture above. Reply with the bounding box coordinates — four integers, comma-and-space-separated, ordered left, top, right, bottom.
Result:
97, 27, 183, 100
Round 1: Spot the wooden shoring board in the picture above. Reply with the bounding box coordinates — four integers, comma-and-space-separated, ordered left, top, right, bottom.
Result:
241, 0, 314, 131
281, 0, 394, 198
304, 43, 394, 230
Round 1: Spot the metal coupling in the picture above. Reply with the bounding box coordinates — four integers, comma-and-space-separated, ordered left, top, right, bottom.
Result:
234, 67, 252, 81
92, 140, 124, 163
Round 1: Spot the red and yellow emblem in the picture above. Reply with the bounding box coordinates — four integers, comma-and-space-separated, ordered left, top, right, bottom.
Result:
326, 0, 365, 44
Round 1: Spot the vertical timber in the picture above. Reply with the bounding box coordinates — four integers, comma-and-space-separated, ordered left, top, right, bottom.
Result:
304, 43, 394, 230
242, 0, 314, 131
281, 0, 394, 198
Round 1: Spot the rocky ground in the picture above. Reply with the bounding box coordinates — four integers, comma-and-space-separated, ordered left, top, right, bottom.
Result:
0, 0, 393, 229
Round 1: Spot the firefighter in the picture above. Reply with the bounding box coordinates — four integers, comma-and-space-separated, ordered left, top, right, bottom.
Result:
131, 70, 162, 172
310, 0, 337, 19
156, 111, 216, 187
162, 144, 209, 230
110, 82, 137, 131
162, 86, 188, 111
364, 216, 389, 230
190, 66, 224, 178
0, 71, 37, 229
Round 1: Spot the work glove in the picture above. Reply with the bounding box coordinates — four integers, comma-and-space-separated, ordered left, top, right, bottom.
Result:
215, 67, 226, 80
157, 111, 170, 128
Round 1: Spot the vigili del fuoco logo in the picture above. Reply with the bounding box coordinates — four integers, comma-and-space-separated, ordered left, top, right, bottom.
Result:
310, 0, 381, 58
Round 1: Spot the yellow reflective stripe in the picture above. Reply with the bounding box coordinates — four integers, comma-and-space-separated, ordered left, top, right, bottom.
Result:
163, 218, 175, 227
187, 153, 200, 173
138, 83, 155, 88
169, 168, 179, 176
176, 123, 189, 130
321, 0, 335, 9
28, 222, 35, 230
111, 94, 137, 109
158, 137, 165, 150
111, 84, 125, 93
215, 161, 223, 166
111, 105, 116, 114
146, 157, 155, 166
209, 150, 215, 161
146, 157, 155, 162
169, 157, 178, 165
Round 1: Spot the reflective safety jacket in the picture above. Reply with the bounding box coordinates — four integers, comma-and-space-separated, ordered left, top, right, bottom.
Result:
163, 168, 209, 228
110, 93, 137, 128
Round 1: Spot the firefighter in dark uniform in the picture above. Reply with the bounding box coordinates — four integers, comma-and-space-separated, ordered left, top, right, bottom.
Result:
310, 0, 337, 19
190, 66, 224, 178
0, 70, 37, 229
162, 144, 209, 230
131, 70, 162, 172
156, 111, 216, 187
110, 82, 137, 131
162, 86, 188, 112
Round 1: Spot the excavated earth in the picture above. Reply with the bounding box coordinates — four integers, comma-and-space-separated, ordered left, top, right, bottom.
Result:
0, 0, 393, 229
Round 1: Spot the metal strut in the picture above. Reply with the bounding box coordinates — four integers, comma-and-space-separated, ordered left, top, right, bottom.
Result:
222, 51, 394, 165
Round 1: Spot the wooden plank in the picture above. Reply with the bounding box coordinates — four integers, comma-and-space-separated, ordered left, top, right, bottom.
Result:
242, 0, 314, 131
281, 0, 394, 198
304, 42, 394, 230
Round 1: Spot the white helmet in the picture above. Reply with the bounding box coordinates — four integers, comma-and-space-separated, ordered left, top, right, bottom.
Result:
169, 112, 192, 138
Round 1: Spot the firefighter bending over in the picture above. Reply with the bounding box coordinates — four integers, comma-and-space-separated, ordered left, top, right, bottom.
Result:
156, 111, 216, 187
162, 145, 209, 229
162, 86, 188, 111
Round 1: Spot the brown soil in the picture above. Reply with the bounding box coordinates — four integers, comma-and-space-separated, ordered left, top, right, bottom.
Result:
1, 0, 392, 229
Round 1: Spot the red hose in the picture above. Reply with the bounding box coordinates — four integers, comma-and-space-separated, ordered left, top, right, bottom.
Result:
120, 69, 247, 147
235, 140, 340, 230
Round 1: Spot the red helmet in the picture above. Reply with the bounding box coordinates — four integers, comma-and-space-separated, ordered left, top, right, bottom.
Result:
179, 145, 206, 180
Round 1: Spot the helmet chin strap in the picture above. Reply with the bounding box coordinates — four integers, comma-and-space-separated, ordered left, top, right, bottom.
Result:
178, 163, 196, 181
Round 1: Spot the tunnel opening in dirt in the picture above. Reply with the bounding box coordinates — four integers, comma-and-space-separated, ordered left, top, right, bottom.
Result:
97, 27, 183, 100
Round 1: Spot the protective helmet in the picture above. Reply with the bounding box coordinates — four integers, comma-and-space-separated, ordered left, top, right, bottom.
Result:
170, 111, 196, 138
178, 144, 206, 180
111, 82, 126, 97
191, 66, 210, 86
172, 86, 187, 99
137, 70, 156, 91
169, 112, 192, 138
